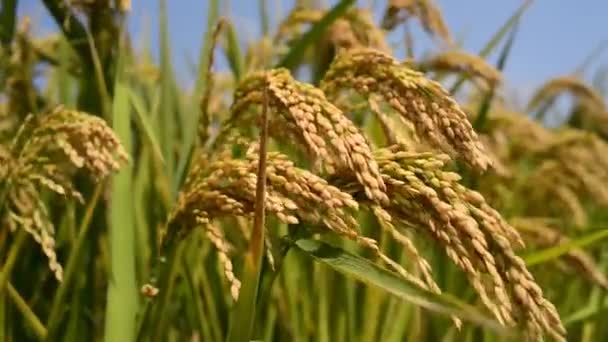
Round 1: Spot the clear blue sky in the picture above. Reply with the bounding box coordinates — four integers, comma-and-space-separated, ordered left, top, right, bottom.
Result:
16, 0, 608, 99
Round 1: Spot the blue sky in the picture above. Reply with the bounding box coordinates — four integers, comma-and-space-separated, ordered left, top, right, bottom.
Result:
16, 0, 608, 99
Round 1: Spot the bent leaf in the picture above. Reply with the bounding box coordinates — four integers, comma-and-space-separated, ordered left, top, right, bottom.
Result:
293, 239, 512, 334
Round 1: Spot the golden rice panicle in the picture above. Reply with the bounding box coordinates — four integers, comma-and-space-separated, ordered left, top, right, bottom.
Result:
321, 48, 492, 171
483, 110, 554, 159
168, 148, 361, 245
275, 7, 324, 43
204, 223, 241, 300
331, 145, 564, 340
484, 113, 608, 226
276, 7, 389, 52
417, 50, 503, 88
381, 0, 452, 44
522, 130, 608, 226
5, 202, 63, 282
527, 76, 606, 113
514, 160, 588, 227
336, 9, 389, 52
371, 206, 443, 296
1, 106, 128, 281
34, 106, 129, 179
376, 148, 517, 325
383, 148, 565, 340
220, 69, 388, 204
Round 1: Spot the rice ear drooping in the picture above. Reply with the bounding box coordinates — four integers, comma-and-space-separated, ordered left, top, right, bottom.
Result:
216, 69, 388, 204
321, 48, 492, 171
1, 106, 128, 281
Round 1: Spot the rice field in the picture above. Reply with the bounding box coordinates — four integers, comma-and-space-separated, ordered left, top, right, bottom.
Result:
1, 1, 607, 341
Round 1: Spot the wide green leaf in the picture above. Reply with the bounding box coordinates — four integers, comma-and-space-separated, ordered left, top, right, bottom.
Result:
104, 31, 138, 342
293, 239, 511, 334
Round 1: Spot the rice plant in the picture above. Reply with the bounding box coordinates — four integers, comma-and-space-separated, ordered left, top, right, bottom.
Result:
1, 1, 607, 341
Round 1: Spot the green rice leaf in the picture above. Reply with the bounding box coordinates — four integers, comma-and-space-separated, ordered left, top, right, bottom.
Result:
450, 0, 533, 93
224, 20, 244, 81
104, 32, 138, 342
473, 22, 519, 131
129, 89, 165, 165
293, 239, 511, 334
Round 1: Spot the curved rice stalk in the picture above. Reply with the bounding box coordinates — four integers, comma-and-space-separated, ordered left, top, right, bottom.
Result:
528, 76, 606, 113
417, 50, 503, 88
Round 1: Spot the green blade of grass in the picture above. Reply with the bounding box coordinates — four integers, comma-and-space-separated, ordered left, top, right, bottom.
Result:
45, 183, 103, 340
533, 39, 608, 120
129, 89, 165, 165
6, 282, 46, 339
293, 239, 511, 335
0, 0, 17, 47
478, 0, 532, 58
277, 0, 356, 69
449, 0, 533, 94
0, 0, 16, 91
224, 20, 244, 81
159, 0, 176, 187
182, 252, 211, 342
0, 231, 27, 295
41, 0, 91, 66
523, 228, 608, 266
564, 297, 608, 326
472, 22, 519, 131
259, 0, 269, 36
174, 0, 219, 194
104, 33, 138, 341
